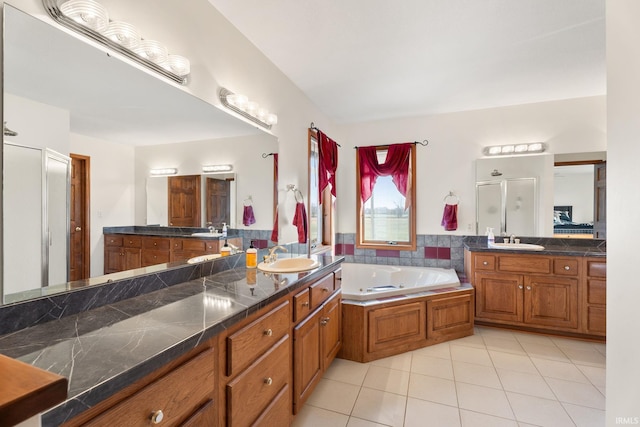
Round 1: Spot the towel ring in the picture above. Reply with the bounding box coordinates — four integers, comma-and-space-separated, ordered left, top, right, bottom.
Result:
443, 192, 459, 205
294, 189, 304, 203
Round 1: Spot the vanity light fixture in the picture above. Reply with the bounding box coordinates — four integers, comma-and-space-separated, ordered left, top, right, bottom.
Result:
483, 142, 546, 156
43, 0, 190, 84
202, 164, 233, 173
219, 87, 278, 130
149, 168, 178, 176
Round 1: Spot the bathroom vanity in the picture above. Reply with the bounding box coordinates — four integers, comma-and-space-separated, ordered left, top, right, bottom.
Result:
464, 239, 606, 338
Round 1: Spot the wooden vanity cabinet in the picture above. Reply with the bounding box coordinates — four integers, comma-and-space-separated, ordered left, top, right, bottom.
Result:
104, 235, 142, 274
467, 250, 605, 338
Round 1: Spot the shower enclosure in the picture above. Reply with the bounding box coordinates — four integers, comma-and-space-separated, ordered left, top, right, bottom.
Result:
476, 177, 537, 237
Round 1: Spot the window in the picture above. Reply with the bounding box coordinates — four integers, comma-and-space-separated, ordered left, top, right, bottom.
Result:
356, 144, 416, 250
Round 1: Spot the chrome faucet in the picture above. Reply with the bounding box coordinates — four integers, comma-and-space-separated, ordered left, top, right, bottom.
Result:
266, 245, 287, 263
510, 234, 516, 243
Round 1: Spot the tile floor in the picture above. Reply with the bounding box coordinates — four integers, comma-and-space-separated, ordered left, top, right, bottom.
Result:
292, 326, 606, 427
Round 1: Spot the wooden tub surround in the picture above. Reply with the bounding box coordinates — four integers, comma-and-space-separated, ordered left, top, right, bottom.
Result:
339, 285, 475, 363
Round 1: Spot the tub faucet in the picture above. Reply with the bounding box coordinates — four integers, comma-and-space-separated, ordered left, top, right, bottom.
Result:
266, 245, 287, 263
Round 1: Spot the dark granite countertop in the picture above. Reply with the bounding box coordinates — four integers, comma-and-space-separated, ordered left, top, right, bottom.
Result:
464, 238, 606, 257
0, 255, 343, 426
103, 225, 240, 239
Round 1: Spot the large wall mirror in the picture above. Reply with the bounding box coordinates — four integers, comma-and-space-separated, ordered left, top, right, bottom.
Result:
2, 4, 277, 304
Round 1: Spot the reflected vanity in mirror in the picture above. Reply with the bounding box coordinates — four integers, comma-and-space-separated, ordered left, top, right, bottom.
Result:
2, 4, 276, 303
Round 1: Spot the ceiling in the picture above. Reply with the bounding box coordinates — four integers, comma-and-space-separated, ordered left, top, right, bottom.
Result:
208, 0, 606, 124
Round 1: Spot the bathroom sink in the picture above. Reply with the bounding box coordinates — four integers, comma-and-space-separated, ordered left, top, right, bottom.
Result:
187, 253, 222, 264
191, 232, 222, 237
489, 243, 545, 251
257, 258, 321, 273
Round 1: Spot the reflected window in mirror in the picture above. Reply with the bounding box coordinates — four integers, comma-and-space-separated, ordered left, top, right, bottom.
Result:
308, 129, 335, 254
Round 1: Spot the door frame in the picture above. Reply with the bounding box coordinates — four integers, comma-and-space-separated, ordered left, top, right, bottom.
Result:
70, 153, 91, 280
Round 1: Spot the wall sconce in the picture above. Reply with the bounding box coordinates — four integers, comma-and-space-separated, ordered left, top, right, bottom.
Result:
219, 87, 278, 130
202, 164, 233, 173
43, 0, 190, 84
483, 143, 546, 156
149, 168, 178, 176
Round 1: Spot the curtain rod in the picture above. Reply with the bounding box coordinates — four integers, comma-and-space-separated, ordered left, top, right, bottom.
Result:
261, 152, 276, 158
353, 140, 429, 149
309, 122, 342, 147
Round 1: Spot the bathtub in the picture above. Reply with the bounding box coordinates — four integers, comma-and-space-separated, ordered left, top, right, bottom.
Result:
340, 263, 461, 301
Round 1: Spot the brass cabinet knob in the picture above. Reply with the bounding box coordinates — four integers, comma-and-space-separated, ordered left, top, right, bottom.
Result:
150, 410, 164, 424
518, 285, 524, 289
75, 226, 82, 231
264, 329, 273, 336
483, 261, 489, 266
564, 265, 570, 270
526, 286, 532, 290
320, 317, 330, 325
264, 377, 273, 385
302, 301, 310, 307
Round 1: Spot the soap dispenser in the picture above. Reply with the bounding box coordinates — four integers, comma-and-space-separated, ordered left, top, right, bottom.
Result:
222, 223, 228, 239
246, 240, 258, 268
220, 239, 231, 257
487, 227, 495, 247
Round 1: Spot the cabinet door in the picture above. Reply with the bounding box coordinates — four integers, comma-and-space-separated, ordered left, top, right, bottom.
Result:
104, 246, 123, 274
427, 293, 474, 341
367, 301, 426, 354
321, 292, 342, 370
293, 307, 322, 414
474, 272, 523, 323
123, 247, 142, 271
524, 275, 579, 330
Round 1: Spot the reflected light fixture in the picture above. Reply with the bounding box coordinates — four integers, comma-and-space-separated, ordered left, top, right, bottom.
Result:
149, 168, 178, 176
202, 164, 233, 173
483, 143, 546, 156
43, 0, 190, 84
219, 87, 278, 130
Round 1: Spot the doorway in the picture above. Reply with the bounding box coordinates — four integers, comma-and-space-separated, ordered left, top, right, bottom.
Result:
70, 154, 90, 281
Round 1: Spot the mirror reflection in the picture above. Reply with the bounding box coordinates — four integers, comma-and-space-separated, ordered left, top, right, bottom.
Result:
2, 4, 277, 303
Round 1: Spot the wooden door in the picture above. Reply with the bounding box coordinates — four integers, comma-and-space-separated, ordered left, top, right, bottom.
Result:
474, 272, 523, 323
593, 162, 606, 239
321, 292, 342, 369
524, 275, 579, 329
70, 154, 90, 281
205, 177, 231, 227
293, 308, 322, 414
168, 175, 201, 227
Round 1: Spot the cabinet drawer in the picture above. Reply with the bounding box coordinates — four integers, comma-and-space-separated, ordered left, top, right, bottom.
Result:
105, 235, 123, 247
84, 347, 215, 427
142, 250, 171, 266
553, 259, 580, 276
182, 239, 208, 251
122, 236, 142, 248
474, 255, 495, 271
293, 287, 311, 323
334, 269, 342, 290
310, 274, 334, 310
251, 384, 291, 427
171, 239, 183, 251
142, 237, 170, 250
587, 279, 606, 305
227, 301, 290, 376
226, 335, 290, 427
498, 255, 551, 274
587, 260, 607, 278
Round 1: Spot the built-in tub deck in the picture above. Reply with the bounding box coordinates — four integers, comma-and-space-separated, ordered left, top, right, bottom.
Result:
338, 263, 475, 363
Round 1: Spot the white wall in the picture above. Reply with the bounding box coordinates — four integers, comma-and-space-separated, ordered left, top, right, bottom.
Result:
70, 133, 135, 277
554, 171, 594, 224
606, 1, 640, 423
337, 96, 605, 236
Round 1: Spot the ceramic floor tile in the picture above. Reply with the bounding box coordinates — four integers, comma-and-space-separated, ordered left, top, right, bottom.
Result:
450, 344, 493, 367
411, 353, 454, 380
453, 360, 502, 389
346, 417, 389, 427
497, 368, 556, 399
305, 378, 361, 415
405, 397, 461, 427
489, 350, 539, 374
351, 387, 407, 427
513, 332, 556, 345
450, 333, 487, 349
561, 347, 606, 368
531, 357, 590, 383
596, 385, 605, 396
370, 352, 413, 372
362, 365, 410, 396
476, 326, 516, 339
562, 402, 606, 427
292, 404, 350, 427
576, 364, 606, 388
460, 409, 519, 427
545, 377, 606, 410
482, 336, 527, 355
325, 358, 370, 386
519, 341, 570, 362
456, 382, 515, 420
412, 342, 451, 360
550, 336, 602, 351
506, 392, 575, 427
407, 372, 458, 406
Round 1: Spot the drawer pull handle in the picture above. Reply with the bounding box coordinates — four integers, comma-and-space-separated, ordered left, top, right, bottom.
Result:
483, 261, 489, 266
302, 301, 310, 307
264, 329, 273, 336
564, 265, 570, 270
526, 286, 532, 290
150, 410, 164, 424
264, 377, 273, 385
320, 317, 330, 325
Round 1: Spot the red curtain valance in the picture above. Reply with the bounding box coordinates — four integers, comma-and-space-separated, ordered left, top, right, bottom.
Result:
358, 143, 413, 206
